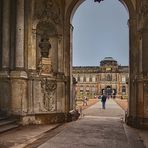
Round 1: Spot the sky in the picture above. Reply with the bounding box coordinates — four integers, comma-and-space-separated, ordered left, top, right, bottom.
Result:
72, 0, 129, 66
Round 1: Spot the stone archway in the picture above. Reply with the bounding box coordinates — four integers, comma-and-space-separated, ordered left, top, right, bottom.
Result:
0, 0, 148, 128
64, 0, 147, 127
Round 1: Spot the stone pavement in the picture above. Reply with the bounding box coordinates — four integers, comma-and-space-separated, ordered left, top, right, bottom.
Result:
0, 99, 148, 148
114, 98, 128, 111
0, 124, 61, 148
34, 99, 147, 148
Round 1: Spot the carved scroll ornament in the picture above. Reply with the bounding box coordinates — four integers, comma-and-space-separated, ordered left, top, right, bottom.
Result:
34, 0, 61, 24
41, 79, 57, 111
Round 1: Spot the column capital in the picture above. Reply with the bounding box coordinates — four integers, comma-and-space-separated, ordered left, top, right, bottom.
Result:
0, 71, 9, 78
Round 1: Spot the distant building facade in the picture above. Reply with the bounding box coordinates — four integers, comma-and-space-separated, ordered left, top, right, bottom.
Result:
72, 57, 129, 99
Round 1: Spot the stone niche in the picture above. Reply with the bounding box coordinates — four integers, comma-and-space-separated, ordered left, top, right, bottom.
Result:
36, 21, 59, 75
23, 19, 66, 124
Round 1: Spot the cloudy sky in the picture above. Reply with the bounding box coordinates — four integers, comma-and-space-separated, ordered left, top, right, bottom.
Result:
72, 0, 129, 66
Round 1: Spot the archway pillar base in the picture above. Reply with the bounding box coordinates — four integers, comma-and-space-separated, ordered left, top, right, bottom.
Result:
126, 115, 148, 129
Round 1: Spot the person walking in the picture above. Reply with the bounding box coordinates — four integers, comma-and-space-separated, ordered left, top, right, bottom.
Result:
101, 94, 107, 109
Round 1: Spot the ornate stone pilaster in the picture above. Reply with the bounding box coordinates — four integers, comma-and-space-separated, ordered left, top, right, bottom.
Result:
2, 0, 10, 69
15, 0, 25, 68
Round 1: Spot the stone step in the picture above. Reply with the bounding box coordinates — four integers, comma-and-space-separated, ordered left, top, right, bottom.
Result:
0, 116, 9, 121
0, 120, 17, 127
0, 124, 19, 134
0, 113, 19, 133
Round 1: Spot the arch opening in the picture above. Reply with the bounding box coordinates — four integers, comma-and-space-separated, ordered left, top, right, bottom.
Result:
70, 0, 132, 113
70, 0, 134, 23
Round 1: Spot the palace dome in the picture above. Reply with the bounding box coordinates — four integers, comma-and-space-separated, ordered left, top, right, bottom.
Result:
100, 57, 117, 66
102, 57, 117, 62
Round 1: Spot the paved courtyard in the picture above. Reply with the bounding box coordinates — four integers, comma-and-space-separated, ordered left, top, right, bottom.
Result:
33, 99, 146, 148
0, 99, 147, 148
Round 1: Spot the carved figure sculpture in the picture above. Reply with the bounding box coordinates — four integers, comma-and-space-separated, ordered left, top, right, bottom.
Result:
39, 34, 51, 58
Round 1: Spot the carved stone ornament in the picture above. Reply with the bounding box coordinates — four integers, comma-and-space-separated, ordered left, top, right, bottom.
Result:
37, 57, 53, 75
37, 21, 57, 37
141, 0, 148, 17
141, 0, 148, 28
41, 79, 57, 111
34, 0, 61, 24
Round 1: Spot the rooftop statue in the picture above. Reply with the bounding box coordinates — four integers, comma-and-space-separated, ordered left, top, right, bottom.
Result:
94, 0, 104, 3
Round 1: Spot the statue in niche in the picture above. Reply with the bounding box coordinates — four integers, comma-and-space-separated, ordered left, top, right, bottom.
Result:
38, 34, 53, 75
39, 34, 51, 58
37, 21, 57, 75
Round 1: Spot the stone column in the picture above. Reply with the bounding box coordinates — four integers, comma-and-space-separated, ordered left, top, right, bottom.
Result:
141, 29, 148, 73
127, 18, 139, 127
28, 0, 36, 70
2, 0, 10, 69
141, 28, 148, 121
10, 0, 28, 116
0, 0, 11, 113
15, 0, 25, 68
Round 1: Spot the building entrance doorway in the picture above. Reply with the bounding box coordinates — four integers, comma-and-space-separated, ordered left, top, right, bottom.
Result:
106, 86, 112, 96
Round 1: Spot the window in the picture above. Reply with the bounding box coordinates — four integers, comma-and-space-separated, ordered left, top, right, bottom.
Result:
122, 77, 126, 83
122, 86, 126, 94
92, 77, 96, 82
89, 77, 92, 82
107, 74, 112, 81
83, 76, 86, 82
86, 77, 89, 82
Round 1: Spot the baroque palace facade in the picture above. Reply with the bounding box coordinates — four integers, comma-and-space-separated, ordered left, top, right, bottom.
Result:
73, 57, 129, 99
